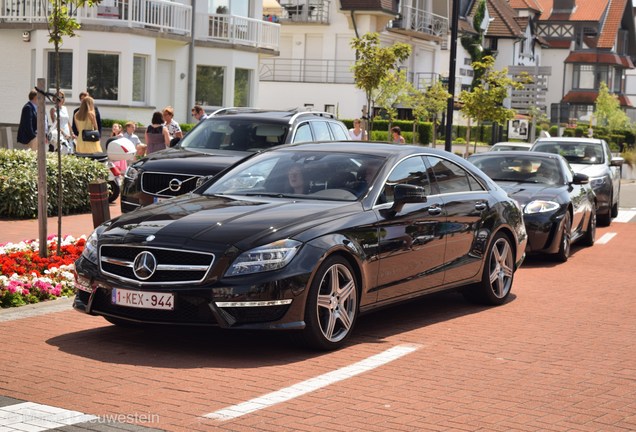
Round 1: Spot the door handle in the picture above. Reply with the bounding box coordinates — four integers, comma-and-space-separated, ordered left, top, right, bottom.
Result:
428, 206, 443, 215
475, 202, 488, 211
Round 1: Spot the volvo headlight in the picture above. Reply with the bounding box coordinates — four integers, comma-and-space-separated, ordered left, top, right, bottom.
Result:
225, 239, 301, 276
524, 200, 560, 214
81, 230, 99, 264
124, 165, 140, 180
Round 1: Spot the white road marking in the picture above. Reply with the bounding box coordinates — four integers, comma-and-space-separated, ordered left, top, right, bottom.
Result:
204, 344, 421, 421
596, 233, 617, 245
613, 209, 636, 223
0, 402, 97, 431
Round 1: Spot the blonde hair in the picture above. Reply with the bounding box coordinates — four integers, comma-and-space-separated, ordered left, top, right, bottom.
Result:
76, 96, 95, 121
163, 106, 174, 116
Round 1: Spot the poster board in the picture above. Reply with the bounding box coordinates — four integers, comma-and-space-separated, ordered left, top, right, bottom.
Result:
508, 119, 529, 140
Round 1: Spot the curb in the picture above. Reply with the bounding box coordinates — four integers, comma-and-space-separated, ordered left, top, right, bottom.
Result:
0, 297, 74, 322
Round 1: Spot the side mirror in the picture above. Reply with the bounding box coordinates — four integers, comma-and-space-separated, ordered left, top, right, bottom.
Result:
381, 184, 427, 217
572, 172, 589, 185
610, 156, 624, 167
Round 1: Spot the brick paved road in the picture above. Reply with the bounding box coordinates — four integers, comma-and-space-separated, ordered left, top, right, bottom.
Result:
0, 221, 635, 431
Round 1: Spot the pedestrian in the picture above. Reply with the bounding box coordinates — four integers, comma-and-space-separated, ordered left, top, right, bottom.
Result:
391, 126, 405, 144
47, 90, 74, 153
74, 96, 103, 154
145, 111, 170, 154
72, 91, 101, 137
348, 118, 368, 141
17, 89, 40, 151
191, 105, 208, 122
123, 121, 145, 159
162, 106, 183, 142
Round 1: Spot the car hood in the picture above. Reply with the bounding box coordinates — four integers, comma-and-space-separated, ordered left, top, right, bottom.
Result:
100, 194, 362, 251
569, 163, 606, 177
497, 181, 564, 205
137, 148, 248, 175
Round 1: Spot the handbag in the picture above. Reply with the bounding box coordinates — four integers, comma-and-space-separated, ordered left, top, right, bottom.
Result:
82, 129, 100, 142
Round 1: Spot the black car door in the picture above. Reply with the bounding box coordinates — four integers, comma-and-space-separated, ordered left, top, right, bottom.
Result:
425, 156, 491, 284
375, 156, 447, 302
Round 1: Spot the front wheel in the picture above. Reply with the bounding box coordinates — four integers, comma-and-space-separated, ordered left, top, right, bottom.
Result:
464, 232, 514, 305
554, 212, 571, 262
598, 194, 612, 226
108, 180, 120, 203
300, 256, 359, 350
581, 205, 596, 247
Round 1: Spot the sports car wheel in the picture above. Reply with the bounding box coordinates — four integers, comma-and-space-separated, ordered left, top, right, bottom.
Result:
465, 232, 514, 305
555, 212, 571, 262
301, 256, 358, 350
581, 205, 596, 247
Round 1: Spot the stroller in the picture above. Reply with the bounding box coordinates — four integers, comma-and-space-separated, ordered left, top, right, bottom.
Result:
47, 128, 74, 155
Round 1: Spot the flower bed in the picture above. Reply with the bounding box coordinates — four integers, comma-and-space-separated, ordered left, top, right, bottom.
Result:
0, 235, 85, 308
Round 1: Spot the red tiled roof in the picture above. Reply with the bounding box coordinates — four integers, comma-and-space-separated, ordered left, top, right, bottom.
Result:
564, 51, 634, 67
563, 90, 632, 106
339, 0, 397, 13
508, 0, 543, 12
598, 0, 627, 48
546, 40, 572, 48
535, 0, 609, 21
485, 0, 524, 38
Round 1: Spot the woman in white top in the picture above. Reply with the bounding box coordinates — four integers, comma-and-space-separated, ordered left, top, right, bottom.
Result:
349, 118, 368, 141
48, 91, 74, 152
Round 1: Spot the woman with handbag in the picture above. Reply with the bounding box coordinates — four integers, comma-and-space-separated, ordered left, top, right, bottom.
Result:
74, 96, 103, 154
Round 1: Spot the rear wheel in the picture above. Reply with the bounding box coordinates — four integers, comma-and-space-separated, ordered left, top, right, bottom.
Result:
300, 256, 359, 351
464, 232, 514, 305
554, 212, 571, 262
108, 180, 120, 203
581, 205, 596, 247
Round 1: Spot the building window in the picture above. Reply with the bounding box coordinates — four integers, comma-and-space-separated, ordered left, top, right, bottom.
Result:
132, 55, 147, 103
47, 51, 72, 97
234, 68, 250, 107
573, 64, 595, 89
196, 65, 224, 107
87, 52, 119, 100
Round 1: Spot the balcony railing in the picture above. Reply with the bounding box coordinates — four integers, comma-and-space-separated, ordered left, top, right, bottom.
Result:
199, 13, 279, 50
260, 58, 353, 84
278, 0, 330, 24
389, 5, 448, 39
0, 0, 192, 33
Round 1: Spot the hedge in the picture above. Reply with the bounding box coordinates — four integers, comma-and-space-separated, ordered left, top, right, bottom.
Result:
0, 149, 109, 219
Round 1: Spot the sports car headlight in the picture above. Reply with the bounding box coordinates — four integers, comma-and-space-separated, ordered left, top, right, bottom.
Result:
81, 230, 99, 264
524, 200, 560, 214
225, 239, 301, 276
589, 176, 607, 187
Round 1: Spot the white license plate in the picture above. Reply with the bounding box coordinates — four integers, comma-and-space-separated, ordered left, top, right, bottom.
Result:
112, 288, 174, 310
154, 196, 169, 203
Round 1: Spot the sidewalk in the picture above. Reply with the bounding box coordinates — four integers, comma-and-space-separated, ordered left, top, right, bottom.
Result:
0, 199, 122, 245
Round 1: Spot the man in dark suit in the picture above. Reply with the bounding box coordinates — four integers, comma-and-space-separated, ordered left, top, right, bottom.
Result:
17, 89, 39, 151
72, 91, 102, 136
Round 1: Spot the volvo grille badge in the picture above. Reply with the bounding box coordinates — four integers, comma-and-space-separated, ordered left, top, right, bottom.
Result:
168, 178, 183, 192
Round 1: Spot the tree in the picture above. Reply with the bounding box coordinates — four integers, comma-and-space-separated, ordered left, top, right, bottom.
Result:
46, 0, 100, 256
459, 56, 522, 154
409, 80, 451, 147
595, 82, 631, 132
373, 69, 413, 140
351, 33, 411, 136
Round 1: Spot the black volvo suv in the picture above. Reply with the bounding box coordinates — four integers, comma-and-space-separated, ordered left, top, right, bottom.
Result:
121, 109, 350, 212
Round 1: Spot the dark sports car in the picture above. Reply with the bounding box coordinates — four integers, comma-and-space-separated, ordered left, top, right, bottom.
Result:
469, 151, 596, 262
74, 142, 527, 350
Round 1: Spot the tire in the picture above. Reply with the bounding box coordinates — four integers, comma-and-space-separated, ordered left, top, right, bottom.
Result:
108, 180, 120, 203
581, 205, 596, 247
611, 200, 619, 218
598, 194, 612, 227
464, 232, 514, 305
554, 212, 571, 262
300, 256, 359, 350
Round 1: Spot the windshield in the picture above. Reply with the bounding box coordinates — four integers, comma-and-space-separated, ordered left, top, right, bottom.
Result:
203, 151, 386, 201
533, 141, 605, 165
471, 154, 563, 184
179, 118, 289, 152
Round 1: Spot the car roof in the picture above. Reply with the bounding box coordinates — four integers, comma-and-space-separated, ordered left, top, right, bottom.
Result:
534, 137, 604, 144
472, 150, 562, 160
208, 108, 338, 125
278, 141, 464, 159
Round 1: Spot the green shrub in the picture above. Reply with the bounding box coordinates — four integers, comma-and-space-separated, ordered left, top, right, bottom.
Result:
0, 150, 109, 219
621, 149, 636, 168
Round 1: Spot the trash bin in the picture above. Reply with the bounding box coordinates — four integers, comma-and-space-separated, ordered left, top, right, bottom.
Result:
89, 180, 110, 228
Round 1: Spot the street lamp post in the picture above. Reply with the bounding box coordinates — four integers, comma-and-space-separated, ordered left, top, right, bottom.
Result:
444, 0, 460, 153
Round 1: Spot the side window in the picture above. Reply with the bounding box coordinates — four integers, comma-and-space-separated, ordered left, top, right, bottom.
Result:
292, 123, 313, 143
312, 121, 331, 141
427, 157, 482, 193
383, 156, 430, 203
328, 122, 349, 140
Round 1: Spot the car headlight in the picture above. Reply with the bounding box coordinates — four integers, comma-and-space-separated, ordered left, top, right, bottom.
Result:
589, 176, 607, 187
524, 200, 560, 214
124, 165, 140, 180
81, 230, 99, 264
225, 239, 301, 276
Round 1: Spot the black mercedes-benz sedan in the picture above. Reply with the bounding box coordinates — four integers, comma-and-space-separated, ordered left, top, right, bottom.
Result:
75, 142, 527, 350
469, 151, 596, 262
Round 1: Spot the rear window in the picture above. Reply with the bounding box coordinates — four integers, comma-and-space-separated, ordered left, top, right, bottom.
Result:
533, 141, 605, 165
179, 119, 288, 152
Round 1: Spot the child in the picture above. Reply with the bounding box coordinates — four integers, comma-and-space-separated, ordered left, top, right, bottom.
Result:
122, 121, 146, 160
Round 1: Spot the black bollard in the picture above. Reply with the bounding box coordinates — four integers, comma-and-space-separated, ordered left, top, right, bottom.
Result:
88, 180, 111, 228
